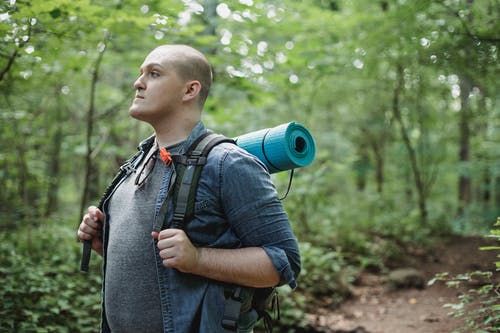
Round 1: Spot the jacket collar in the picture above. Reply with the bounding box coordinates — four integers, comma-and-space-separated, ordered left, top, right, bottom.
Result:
136, 122, 207, 154
177, 121, 206, 155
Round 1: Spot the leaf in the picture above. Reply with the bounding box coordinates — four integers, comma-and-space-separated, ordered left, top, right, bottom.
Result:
480, 246, 500, 251
49, 8, 62, 19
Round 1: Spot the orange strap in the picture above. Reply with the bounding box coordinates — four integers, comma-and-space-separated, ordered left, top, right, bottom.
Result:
159, 148, 173, 167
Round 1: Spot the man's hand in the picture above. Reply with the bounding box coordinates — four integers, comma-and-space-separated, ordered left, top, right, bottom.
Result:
77, 206, 104, 256
152, 229, 280, 288
152, 229, 200, 273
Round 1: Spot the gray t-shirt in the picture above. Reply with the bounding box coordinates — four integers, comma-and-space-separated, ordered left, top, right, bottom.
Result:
104, 143, 181, 333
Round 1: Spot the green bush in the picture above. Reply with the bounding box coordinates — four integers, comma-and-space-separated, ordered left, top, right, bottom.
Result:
429, 218, 500, 332
265, 242, 360, 332
0, 218, 102, 332
296, 242, 356, 301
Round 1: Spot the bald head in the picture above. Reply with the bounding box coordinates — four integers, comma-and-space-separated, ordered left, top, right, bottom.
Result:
151, 45, 212, 109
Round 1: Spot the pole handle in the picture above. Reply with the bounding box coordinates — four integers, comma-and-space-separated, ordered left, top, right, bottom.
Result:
80, 240, 92, 272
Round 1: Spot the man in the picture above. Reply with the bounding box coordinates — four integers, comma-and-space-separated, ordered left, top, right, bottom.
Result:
77, 44, 300, 333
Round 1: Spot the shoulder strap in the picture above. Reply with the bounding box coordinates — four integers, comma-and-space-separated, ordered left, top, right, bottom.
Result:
171, 133, 271, 333
171, 132, 234, 229
80, 142, 152, 273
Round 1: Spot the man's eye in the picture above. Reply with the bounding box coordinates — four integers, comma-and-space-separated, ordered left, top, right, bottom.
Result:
150, 71, 160, 78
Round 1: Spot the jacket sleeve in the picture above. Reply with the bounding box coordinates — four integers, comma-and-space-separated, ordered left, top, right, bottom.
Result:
218, 144, 301, 288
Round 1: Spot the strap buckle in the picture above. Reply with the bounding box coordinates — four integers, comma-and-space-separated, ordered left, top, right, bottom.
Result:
172, 213, 185, 228
222, 287, 242, 332
120, 162, 136, 175
186, 156, 207, 166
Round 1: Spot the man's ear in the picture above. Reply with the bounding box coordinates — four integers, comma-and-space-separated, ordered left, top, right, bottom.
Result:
182, 80, 201, 102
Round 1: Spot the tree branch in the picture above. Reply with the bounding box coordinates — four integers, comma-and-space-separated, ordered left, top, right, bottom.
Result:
94, 95, 130, 120
0, 50, 18, 82
439, 1, 500, 43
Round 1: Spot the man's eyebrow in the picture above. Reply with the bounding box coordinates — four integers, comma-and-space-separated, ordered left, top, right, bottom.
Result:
139, 62, 166, 72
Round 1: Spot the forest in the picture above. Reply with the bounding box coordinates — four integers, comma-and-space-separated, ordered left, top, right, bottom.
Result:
0, 0, 499, 332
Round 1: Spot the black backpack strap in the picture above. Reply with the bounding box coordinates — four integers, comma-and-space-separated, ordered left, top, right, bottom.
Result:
170, 132, 234, 229
170, 132, 244, 333
80, 139, 153, 273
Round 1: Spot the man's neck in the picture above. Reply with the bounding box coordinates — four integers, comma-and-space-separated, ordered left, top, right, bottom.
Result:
153, 116, 199, 148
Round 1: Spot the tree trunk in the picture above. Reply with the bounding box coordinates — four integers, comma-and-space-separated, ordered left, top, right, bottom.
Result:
482, 167, 490, 206
354, 145, 369, 192
200, 0, 219, 58
457, 76, 473, 215
16, 141, 28, 206
299, 193, 311, 235
45, 99, 63, 216
457, 0, 475, 216
202, 0, 218, 37
495, 176, 500, 210
80, 42, 106, 217
392, 64, 427, 226
371, 142, 385, 193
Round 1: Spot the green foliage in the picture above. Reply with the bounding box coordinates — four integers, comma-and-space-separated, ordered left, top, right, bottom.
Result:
296, 243, 356, 301
268, 285, 310, 332
267, 242, 358, 332
0, 217, 102, 332
429, 217, 500, 332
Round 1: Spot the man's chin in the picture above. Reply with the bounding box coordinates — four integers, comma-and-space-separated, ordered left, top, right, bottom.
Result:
129, 108, 145, 120
129, 109, 156, 127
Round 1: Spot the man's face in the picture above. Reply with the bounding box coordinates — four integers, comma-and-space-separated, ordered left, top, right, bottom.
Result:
129, 47, 187, 124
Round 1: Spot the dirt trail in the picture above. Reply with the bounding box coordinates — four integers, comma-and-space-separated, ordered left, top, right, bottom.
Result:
307, 236, 498, 333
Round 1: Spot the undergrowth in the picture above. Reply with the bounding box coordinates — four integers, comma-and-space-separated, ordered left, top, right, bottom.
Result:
429, 217, 500, 332
2, 212, 481, 333
0, 216, 102, 332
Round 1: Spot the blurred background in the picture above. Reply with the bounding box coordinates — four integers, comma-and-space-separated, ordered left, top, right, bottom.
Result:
0, 0, 498, 332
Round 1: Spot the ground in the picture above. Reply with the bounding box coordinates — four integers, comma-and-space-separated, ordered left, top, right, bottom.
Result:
307, 236, 498, 333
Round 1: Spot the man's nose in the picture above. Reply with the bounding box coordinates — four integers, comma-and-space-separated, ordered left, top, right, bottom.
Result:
134, 76, 145, 90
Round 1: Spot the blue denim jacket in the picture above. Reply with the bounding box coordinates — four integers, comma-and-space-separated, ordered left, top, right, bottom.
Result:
100, 122, 301, 333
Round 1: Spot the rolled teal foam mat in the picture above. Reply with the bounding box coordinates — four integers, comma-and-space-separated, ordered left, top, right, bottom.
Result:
235, 122, 316, 174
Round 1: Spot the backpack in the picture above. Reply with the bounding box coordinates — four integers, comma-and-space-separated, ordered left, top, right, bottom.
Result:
81, 131, 280, 332
170, 131, 279, 333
